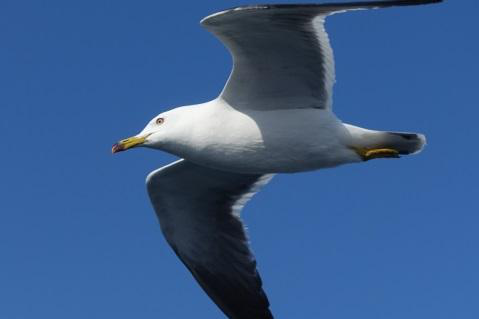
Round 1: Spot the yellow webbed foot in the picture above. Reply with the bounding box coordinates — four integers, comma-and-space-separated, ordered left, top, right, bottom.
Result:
356, 148, 400, 161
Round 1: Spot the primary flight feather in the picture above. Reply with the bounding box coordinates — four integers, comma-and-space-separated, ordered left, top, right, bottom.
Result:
112, 1, 442, 318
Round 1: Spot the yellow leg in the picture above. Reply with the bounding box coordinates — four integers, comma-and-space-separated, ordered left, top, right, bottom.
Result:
355, 148, 400, 161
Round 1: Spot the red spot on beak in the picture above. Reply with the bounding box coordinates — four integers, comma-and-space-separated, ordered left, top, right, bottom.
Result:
111, 143, 123, 154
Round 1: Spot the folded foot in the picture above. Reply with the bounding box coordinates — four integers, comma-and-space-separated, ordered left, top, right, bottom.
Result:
355, 148, 400, 161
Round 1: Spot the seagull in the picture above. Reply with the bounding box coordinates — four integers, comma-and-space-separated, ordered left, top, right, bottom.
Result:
112, 1, 441, 318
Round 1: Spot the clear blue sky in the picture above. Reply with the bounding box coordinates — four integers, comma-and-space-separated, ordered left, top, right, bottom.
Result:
1, 1, 477, 318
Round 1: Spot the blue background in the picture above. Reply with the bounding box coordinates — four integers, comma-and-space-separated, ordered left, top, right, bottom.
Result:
1, 1, 477, 318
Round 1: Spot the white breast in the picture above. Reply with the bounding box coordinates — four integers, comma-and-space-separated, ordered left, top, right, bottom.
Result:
165, 100, 360, 174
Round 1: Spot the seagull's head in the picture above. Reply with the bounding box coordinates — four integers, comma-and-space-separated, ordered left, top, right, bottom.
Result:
112, 109, 181, 154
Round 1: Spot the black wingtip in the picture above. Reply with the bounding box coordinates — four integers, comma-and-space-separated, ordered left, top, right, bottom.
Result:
228, 0, 444, 11
201, 0, 443, 26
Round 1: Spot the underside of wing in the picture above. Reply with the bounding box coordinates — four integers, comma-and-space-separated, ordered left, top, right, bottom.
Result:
201, 0, 442, 111
146, 160, 274, 319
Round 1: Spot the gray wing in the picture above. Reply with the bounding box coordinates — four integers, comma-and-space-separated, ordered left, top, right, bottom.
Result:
201, 0, 442, 111
146, 159, 274, 319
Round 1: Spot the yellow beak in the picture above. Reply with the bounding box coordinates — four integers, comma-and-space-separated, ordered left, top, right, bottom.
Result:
112, 136, 146, 154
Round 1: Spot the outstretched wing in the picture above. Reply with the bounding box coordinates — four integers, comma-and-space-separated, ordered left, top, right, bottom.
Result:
201, 0, 442, 111
146, 159, 274, 319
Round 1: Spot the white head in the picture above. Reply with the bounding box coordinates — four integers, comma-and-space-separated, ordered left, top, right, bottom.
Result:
112, 107, 186, 154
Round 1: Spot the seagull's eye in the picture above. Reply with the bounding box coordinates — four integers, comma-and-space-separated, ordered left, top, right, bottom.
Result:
156, 117, 165, 125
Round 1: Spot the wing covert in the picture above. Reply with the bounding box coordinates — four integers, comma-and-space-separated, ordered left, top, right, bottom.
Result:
146, 159, 274, 319
201, 0, 442, 111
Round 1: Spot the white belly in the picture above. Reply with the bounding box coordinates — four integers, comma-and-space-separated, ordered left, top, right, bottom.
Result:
168, 104, 361, 174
